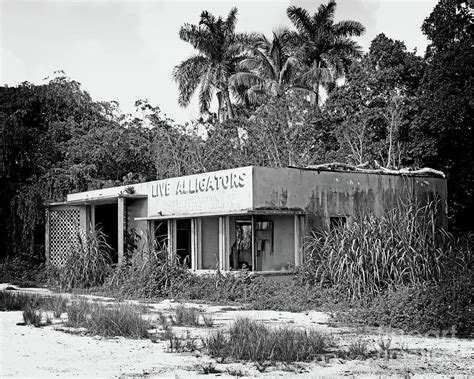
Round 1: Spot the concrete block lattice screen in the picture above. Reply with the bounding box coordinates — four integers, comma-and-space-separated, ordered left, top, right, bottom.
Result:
48, 208, 81, 266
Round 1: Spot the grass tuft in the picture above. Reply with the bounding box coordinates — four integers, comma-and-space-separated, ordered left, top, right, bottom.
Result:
172, 304, 201, 326
22, 301, 42, 326
66, 300, 151, 338
203, 317, 329, 363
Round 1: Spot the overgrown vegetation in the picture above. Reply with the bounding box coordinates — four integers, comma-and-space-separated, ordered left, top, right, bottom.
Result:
203, 317, 330, 363
53, 229, 112, 290
300, 202, 468, 299
66, 300, 151, 338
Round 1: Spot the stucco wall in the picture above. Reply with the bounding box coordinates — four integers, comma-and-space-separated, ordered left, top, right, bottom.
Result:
252, 167, 447, 231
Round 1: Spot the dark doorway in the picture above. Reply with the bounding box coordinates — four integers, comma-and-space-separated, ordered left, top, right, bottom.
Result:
234, 221, 252, 270
176, 219, 191, 267
95, 203, 118, 263
154, 220, 168, 251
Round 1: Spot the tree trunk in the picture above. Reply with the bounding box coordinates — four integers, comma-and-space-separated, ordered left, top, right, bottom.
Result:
223, 88, 235, 120
216, 91, 224, 123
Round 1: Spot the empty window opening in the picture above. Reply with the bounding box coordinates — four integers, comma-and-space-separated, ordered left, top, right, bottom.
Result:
154, 220, 168, 251
176, 219, 191, 268
95, 203, 118, 263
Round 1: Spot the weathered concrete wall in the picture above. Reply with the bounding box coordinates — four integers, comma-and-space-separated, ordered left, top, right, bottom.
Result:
252, 167, 447, 231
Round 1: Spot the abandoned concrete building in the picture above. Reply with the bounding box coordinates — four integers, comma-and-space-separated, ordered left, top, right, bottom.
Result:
45, 165, 447, 273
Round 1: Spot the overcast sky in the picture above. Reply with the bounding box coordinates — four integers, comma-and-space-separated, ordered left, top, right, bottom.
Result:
1, 0, 438, 124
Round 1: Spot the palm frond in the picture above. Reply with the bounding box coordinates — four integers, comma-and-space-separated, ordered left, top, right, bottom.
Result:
225, 7, 238, 33
287, 6, 314, 35
313, 0, 337, 27
333, 20, 366, 37
230, 72, 265, 89
198, 69, 214, 113
173, 55, 210, 107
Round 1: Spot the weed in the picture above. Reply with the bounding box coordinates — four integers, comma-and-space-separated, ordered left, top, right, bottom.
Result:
58, 228, 112, 290
203, 317, 329, 363
0, 291, 38, 311
378, 337, 392, 359
46, 295, 68, 318
172, 304, 200, 326
22, 301, 42, 327
226, 368, 246, 377
202, 313, 214, 327
66, 298, 92, 325
200, 362, 219, 374
65, 300, 151, 338
346, 340, 371, 360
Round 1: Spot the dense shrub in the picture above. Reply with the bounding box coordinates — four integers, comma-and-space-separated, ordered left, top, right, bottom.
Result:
203, 317, 330, 363
0, 256, 46, 287
170, 272, 342, 311
333, 274, 473, 338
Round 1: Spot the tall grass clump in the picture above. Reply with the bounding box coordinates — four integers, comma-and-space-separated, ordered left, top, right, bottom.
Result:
299, 201, 465, 300
66, 300, 151, 338
0, 291, 39, 311
106, 229, 188, 298
203, 317, 329, 363
58, 228, 112, 290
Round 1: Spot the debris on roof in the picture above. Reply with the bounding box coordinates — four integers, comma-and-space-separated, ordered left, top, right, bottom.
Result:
289, 162, 446, 178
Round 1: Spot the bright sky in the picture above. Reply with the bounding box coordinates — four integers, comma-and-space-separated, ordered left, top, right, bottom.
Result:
1, 0, 438, 124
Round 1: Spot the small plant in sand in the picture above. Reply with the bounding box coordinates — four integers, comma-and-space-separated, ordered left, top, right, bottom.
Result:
203, 317, 330, 363
171, 304, 201, 326
377, 337, 393, 359
22, 301, 43, 326
200, 362, 219, 374
202, 313, 215, 327
167, 330, 198, 353
45, 295, 68, 318
346, 340, 371, 360
66, 300, 151, 338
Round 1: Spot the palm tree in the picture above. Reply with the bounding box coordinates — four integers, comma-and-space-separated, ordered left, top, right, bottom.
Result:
230, 28, 301, 105
173, 8, 253, 122
287, 0, 365, 105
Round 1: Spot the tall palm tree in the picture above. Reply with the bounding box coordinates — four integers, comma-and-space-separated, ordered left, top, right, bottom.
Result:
173, 8, 252, 122
230, 28, 301, 105
287, 0, 365, 105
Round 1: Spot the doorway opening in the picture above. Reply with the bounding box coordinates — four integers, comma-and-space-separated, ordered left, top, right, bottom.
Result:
233, 221, 252, 270
176, 219, 191, 268
95, 203, 118, 263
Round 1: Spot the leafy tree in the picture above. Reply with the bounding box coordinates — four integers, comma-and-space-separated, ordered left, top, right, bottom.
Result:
173, 8, 254, 122
0, 76, 156, 261
287, 0, 365, 105
326, 34, 425, 166
412, 0, 473, 230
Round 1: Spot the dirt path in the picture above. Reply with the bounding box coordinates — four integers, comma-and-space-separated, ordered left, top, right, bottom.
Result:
1, 286, 473, 377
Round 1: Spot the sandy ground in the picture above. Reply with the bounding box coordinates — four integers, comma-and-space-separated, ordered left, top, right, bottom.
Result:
1, 285, 473, 378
